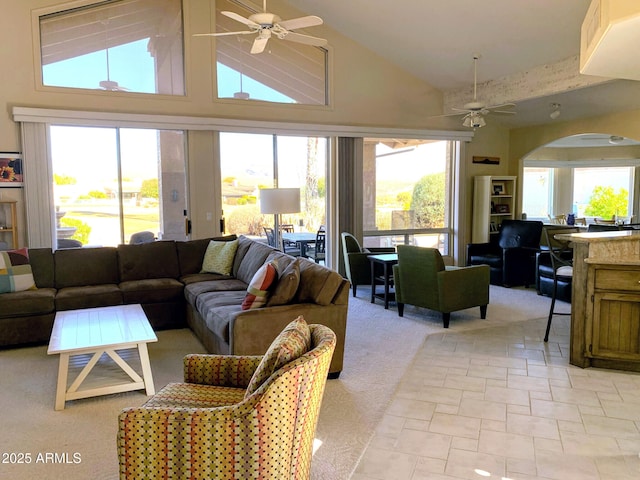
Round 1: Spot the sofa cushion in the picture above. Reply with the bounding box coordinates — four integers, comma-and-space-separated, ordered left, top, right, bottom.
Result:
180, 272, 231, 285
267, 257, 300, 307
55, 285, 123, 311
0, 248, 36, 293
196, 290, 246, 341
201, 239, 239, 276
295, 259, 345, 306
242, 260, 278, 310
177, 235, 237, 276
118, 241, 180, 282
0, 288, 56, 318
119, 278, 184, 304
184, 278, 248, 306
234, 238, 278, 284
29, 248, 55, 289
55, 247, 119, 288
245, 316, 310, 396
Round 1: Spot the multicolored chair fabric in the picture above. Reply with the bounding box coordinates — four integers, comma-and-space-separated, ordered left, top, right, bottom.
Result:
117, 318, 336, 480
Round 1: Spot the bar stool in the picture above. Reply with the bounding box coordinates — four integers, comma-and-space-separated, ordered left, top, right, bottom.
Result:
543, 227, 580, 342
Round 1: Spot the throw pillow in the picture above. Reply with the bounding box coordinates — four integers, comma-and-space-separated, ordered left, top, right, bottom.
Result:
266, 258, 300, 306
245, 316, 311, 397
241, 259, 278, 310
0, 248, 37, 294
201, 239, 239, 275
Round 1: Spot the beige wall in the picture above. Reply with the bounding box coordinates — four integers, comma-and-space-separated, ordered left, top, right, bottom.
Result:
11, 1, 639, 252
1, 0, 468, 246
0, 0, 446, 152
510, 109, 640, 161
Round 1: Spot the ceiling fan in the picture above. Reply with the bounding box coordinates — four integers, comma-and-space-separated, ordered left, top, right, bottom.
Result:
193, 0, 327, 54
443, 55, 516, 128
98, 48, 130, 91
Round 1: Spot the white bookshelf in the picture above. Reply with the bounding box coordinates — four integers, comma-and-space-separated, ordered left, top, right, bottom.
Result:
472, 176, 517, 243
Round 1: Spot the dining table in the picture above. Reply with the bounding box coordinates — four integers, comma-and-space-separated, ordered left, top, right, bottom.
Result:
281, 232, 317, 258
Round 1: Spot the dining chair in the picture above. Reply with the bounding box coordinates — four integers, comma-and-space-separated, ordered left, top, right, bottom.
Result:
547, 214, 566, 225
305, 228, 326, 264
263, 226, 276, 247
543, 226, 579, 342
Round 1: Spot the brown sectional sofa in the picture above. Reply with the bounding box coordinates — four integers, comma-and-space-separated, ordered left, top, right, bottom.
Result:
0, 235, 348, 376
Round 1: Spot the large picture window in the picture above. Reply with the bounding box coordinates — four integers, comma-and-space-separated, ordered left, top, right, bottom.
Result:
50, 125, 187, 248
39, 0, 185, 95
219, 132, 327, 237
363, 139, 455, 255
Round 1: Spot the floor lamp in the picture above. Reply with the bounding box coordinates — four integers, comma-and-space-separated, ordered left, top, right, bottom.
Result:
260, 188, 301, 251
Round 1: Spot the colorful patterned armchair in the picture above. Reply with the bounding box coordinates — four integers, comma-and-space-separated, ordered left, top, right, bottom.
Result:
117, 317, 336, 480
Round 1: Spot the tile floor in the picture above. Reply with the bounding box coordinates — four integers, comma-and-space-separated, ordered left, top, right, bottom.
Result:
352, 314, 640, 480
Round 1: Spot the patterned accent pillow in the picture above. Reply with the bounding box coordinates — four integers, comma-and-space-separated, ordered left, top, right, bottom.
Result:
245, 316, 311, 397
0, 248, 37, 293
201, 239, 239, 275
266, 257, 300, 306
241, 259, 278, 310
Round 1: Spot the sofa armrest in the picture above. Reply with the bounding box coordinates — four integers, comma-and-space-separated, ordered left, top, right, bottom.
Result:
183, 354, 263, 387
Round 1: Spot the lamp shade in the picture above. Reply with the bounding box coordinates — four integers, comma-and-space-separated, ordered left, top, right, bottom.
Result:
260, 188, 301, 214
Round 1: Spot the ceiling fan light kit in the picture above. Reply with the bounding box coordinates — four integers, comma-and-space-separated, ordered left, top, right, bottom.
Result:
549, 103, 561, 119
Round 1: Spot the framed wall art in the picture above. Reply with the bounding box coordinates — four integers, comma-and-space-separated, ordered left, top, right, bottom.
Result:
0, 153, 23, 187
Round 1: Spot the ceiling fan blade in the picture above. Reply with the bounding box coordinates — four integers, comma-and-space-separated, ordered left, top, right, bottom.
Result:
277, 15, 323, 30
450, 107, 472, 113
487, 103, 516, 110
281, 31, 327, 47
193, 30, 255, 37
251, 36, 269, 54
490, 110, 517, 115
222, 11, 260, 28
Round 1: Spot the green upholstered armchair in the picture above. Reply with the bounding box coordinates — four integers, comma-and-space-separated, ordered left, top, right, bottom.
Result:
118, 320, 335, 480
393, 245, 490, 328
341, 232, 395, 297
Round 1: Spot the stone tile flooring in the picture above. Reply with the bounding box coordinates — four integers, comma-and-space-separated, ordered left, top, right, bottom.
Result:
352, 315, 640, 479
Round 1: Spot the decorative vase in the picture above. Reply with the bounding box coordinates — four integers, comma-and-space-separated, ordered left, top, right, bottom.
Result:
567, 213, 575, 225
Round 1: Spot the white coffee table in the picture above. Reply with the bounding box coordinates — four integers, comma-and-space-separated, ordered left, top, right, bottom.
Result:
47, 304, 157, 410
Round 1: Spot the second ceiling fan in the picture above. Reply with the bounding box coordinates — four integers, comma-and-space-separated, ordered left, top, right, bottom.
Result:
445, 54, 516, 128
194, 0, 327, 54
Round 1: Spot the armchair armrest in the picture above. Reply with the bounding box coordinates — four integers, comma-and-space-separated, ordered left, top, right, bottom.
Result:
183, 354, 263, 387
437, 265, 490, 312
364, 247, 396, 253
466, 242, 497, 265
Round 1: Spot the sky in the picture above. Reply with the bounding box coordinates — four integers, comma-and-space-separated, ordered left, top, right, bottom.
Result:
42, 37, 292, 102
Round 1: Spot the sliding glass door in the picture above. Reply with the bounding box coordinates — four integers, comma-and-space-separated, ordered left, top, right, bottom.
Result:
50, 125, 187, 247
219, 132, 327, 239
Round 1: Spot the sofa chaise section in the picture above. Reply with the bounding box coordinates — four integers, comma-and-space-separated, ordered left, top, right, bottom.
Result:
0, 248, 56, 347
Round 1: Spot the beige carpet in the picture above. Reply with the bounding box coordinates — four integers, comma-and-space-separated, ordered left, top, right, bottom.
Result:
0, 286, 552, 479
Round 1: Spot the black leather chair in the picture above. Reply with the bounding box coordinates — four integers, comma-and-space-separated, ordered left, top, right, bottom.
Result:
467, 220, 543, 287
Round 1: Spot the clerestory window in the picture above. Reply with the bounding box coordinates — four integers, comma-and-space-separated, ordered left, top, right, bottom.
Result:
38, 0, 185, 96
214, 0, 328, 105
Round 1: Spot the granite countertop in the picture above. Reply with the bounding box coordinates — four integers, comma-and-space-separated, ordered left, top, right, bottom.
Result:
555, 230, 640, 243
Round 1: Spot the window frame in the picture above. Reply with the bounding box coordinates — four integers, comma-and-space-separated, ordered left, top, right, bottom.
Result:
33, 0, 186, 97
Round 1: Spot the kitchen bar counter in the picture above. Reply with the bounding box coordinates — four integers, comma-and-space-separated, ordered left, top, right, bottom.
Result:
554, 230, 640, 371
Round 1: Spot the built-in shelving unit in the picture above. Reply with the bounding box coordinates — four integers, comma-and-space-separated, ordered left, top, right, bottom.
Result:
0, 201, 18, 249
472, 176, 517, 243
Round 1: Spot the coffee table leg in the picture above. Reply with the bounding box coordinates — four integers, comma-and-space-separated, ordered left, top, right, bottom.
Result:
55, 353, 69, 411
137, 343, 155, 396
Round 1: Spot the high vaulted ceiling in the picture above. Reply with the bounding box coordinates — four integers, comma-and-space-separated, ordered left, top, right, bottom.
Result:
285, 0, 640, 129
